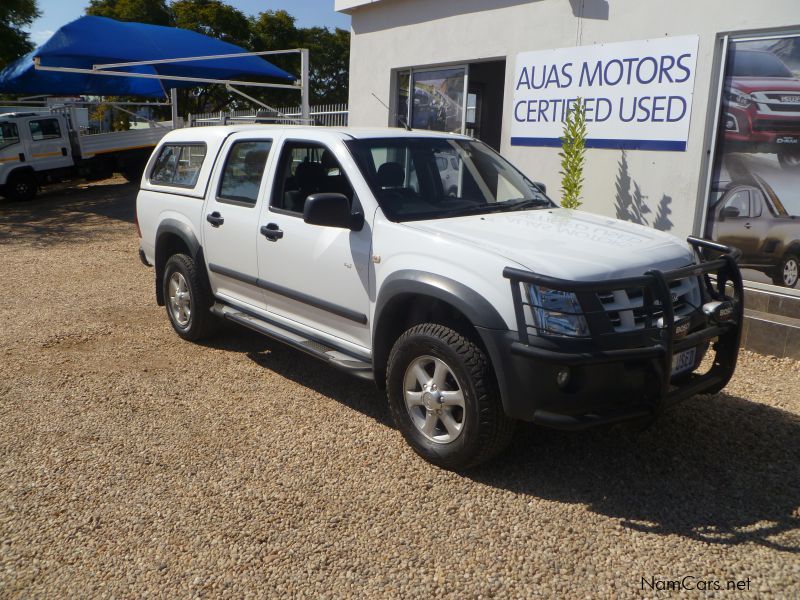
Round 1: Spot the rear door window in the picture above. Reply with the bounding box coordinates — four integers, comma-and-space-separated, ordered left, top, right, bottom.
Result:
0, 123, 19, 150
217, 140, 272, 206
29, 118, 62, 141
150, 143, 207, 188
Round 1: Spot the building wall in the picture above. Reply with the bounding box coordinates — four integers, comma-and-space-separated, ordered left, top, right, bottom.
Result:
344, 0, 800, 237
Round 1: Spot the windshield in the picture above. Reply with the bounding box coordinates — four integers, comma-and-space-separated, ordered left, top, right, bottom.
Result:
0, 122, 20, 151
728, 50, 793, 78
346, 137, 553, 221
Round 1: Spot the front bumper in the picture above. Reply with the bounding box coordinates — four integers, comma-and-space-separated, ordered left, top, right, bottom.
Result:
723, 105, 800, 146
486, 237, 744, 429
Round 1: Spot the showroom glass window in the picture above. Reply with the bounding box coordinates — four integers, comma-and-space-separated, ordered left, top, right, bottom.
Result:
395, 67, 466, 134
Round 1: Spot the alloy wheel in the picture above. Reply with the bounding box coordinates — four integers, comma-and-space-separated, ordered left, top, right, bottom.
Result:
784, 257, 799, 287
168, 271, 192, 327
403, 355, 465, 444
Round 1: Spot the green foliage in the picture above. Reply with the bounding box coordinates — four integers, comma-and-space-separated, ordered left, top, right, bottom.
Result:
249, 11, 351, 104
86, 0, 172, 26
559, 98, 587, 209
0, 0, 41, 69
302, 26, 350, 104
250, 10, 300, 53
172, 0, 249, 46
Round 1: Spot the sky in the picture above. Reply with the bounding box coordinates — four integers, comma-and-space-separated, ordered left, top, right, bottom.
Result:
26, 0, 351, 46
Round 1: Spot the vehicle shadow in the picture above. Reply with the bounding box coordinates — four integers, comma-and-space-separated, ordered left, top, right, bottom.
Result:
470, 394, 800, 552
202, 324, 393, 428
0, 179, 136, 246
203, 325, 799, 551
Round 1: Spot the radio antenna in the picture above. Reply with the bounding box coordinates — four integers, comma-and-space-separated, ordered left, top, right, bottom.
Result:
372, 92, 411, 131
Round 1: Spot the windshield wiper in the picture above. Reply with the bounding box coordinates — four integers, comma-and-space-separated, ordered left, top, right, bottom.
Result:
423, 197, 552, 219
498, 197, 553, 211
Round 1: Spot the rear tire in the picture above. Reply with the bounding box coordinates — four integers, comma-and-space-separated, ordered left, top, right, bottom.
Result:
771, 253, 800, 288
120, 159, 147, 182
6, 171, 37, 201
386, 323, 515, 470
162, 253, 216, 341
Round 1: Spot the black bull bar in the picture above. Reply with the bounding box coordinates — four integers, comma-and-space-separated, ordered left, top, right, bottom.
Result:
502, 236, 744, 424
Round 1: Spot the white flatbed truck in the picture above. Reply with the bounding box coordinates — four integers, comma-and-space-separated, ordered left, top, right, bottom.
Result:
0, 106, 171, 201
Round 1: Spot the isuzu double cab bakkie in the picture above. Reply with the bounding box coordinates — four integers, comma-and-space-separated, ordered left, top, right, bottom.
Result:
136, 126, 744, 470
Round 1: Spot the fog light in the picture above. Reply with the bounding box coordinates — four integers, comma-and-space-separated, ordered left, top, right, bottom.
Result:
702, 300, 734, 323
556, 367, 571, 389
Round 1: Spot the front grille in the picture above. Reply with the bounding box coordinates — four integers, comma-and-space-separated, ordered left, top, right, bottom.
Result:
753, 118, 800, 132
597, 277, 701, 332
757, 93, 800, 112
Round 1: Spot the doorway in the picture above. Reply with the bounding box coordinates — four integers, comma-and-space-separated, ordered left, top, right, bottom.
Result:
466, 60, 506, 150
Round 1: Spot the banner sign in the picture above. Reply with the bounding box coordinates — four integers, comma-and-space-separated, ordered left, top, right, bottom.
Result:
511, 35, 700, 151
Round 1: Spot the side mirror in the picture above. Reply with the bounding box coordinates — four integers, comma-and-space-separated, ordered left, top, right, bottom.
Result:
533, 181, 547, 194
303, 193, 364, 231
719, 206, 740, 221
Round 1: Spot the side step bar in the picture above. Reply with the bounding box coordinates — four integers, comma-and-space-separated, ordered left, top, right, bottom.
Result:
211, 303, 374, 380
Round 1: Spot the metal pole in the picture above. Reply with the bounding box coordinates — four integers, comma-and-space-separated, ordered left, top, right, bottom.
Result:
300, 48, 310, 124
225, 84, 303, 124
171, 88, 179, 129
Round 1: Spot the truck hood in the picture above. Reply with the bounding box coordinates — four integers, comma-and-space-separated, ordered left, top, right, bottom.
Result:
404, 208, 694, 280
727, 76, 800, 94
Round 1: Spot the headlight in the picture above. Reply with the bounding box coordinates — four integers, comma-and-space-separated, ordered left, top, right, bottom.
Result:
527, 285, 590, 337
724, 87, 753, 109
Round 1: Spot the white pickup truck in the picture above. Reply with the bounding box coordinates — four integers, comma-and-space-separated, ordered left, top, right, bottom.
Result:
0, 107, 170, 201
136, 125, 744, 469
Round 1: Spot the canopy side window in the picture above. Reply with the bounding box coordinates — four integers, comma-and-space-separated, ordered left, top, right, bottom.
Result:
149, 143, 207, 189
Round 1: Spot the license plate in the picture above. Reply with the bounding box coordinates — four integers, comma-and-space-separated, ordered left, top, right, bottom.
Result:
780, 95, 800, 104
671, 348, 697, 376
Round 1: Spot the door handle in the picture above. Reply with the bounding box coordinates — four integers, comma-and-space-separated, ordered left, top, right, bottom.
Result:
206, 211, 224, 227
260, 223, 284, 241
744, 222, 751, 229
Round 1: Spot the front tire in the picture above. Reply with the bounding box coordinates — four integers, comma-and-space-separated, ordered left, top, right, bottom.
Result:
386, 323, 515, 470
162, 253, 216, 340
6, 171, 37, 201
771, 253, 800, 288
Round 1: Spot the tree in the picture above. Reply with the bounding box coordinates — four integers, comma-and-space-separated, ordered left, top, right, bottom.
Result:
250, 11, 351, 107
247, 10, 302, 107
0, 0, 41, 70
172, 0, 249, 46
302, 26, 350, 104
171, 0, 253, 114
86, 0, 172, 26
559, 98, 587, 209
250, 10, 301, 55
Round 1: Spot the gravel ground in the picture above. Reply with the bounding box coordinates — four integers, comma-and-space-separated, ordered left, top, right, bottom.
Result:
1, 179, 799, 598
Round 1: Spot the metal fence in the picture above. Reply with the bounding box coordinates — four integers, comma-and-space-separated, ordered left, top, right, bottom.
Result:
188, 103, 348, 127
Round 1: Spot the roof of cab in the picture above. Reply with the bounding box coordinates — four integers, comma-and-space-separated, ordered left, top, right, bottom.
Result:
160, 125, 472, 144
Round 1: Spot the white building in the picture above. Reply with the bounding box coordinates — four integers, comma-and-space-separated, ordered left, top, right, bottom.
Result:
337, 0, 800, 355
